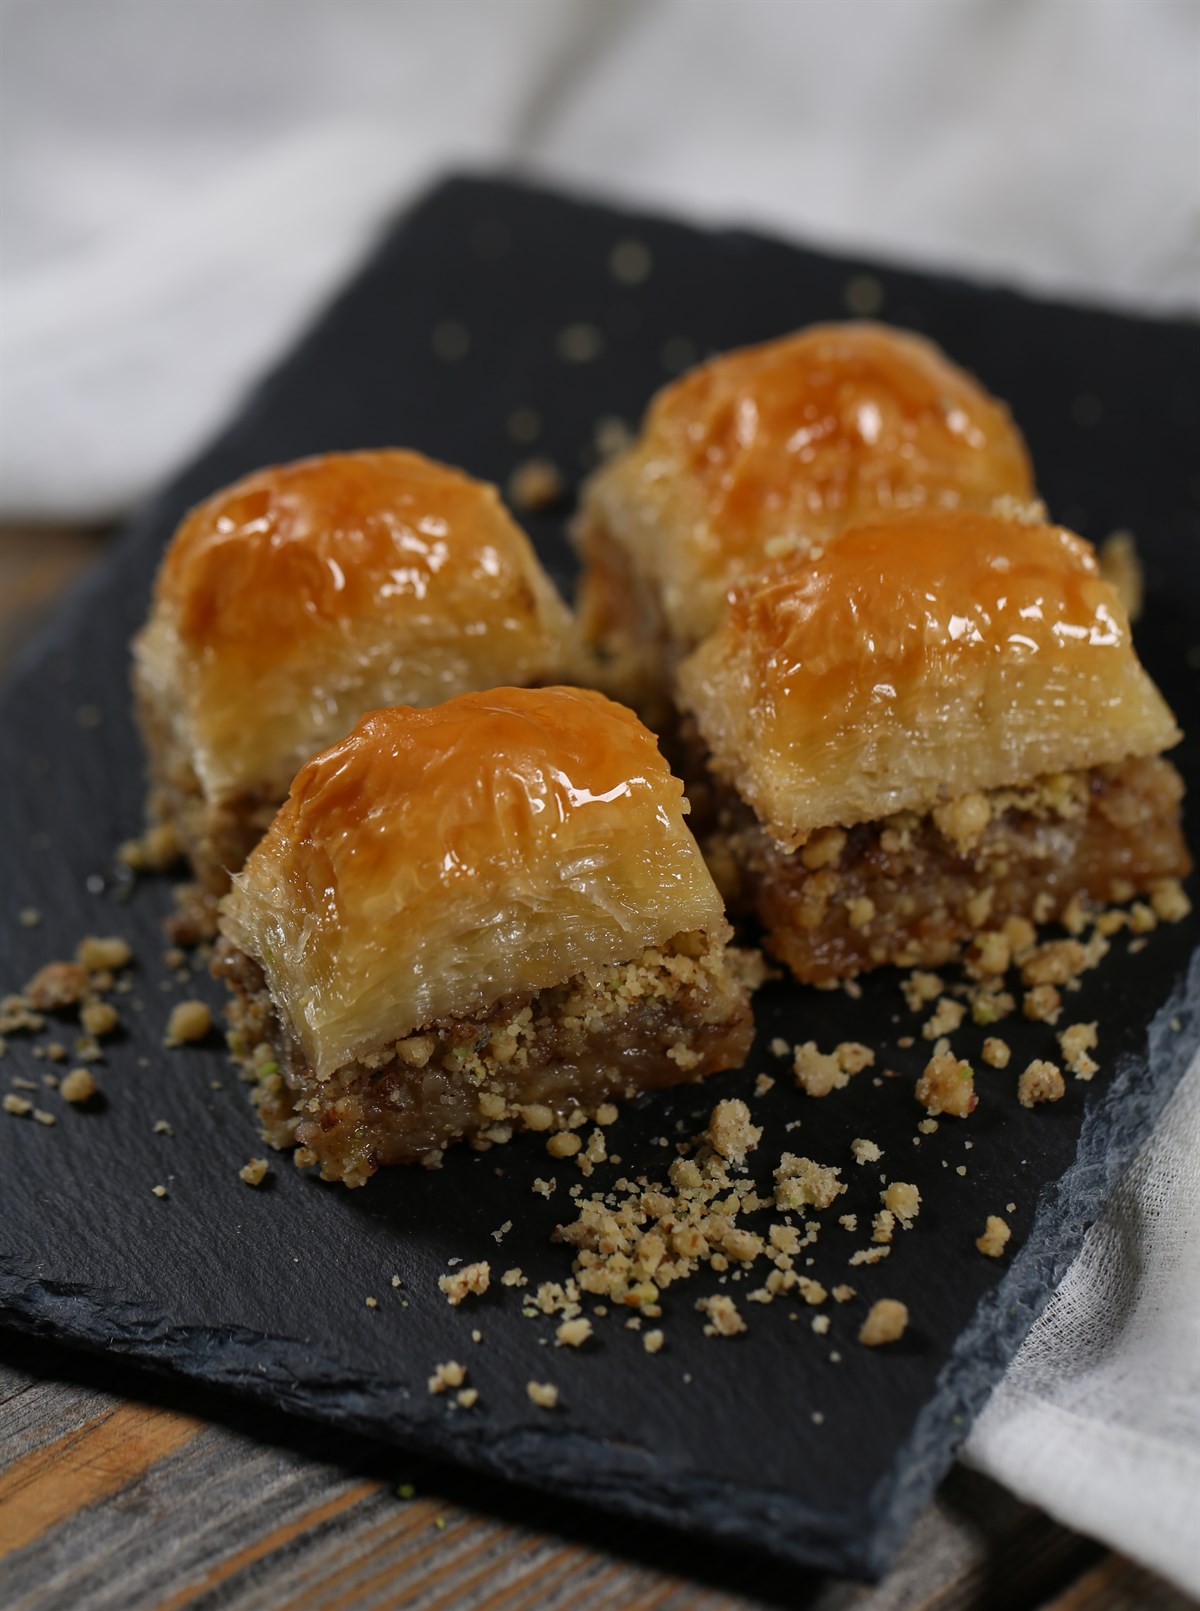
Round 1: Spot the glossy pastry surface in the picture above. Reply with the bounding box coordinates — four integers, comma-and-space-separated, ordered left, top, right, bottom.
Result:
135, 450, 574, 802
578, 322, 1034, 647
678, 509, 1181, 844
220, 687, 728, 1078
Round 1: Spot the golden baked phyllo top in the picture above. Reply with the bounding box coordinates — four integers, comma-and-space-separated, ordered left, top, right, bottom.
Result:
220, 686, 730, 1079
134, 448, 574, 806
677, 507, 1181, 847
577, 321, 1034, 650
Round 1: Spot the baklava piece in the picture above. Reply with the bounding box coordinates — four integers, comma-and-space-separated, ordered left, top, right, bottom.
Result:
133, 450, 574, 924
677, 509, 1189, 983
215, 687, 755, 1186
574, 321, 1033, 704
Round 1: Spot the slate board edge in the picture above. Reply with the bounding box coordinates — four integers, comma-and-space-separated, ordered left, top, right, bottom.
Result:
861, 949, 1200, 1576
2, 173, 1199, 1583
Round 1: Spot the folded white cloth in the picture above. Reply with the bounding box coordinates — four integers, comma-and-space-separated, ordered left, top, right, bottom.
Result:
966, 1048, 1200, 1597
3, 0, 1198, 1592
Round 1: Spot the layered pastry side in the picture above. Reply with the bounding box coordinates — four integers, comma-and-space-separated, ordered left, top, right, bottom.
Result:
675, 508, 1191, 984
214, 687, 757, 1186
132, 449, 575, 932
573, 321, 1034, 708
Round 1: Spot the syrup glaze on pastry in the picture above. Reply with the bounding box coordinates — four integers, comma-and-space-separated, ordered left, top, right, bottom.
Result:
576, 322, 1034, 658
220, 687, 732, 1080
134, 449, 574, 809
678, 509, 1180, 848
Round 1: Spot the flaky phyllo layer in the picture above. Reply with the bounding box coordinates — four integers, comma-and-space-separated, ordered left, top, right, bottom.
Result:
678, 509, 1180, 848
219, 688, 732, 1079
134, 448, 574, 810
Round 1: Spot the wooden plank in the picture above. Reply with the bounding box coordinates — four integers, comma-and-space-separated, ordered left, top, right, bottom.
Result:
0, 1401, 200, 1555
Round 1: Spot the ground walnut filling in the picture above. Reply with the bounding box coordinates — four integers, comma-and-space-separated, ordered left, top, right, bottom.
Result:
214, 931, 759, 1188
698, 754, 1190, 983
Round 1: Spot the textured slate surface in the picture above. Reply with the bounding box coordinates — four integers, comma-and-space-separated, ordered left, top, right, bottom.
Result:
0, 176, 1197, 1581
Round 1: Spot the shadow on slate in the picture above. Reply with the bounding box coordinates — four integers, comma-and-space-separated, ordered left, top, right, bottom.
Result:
0, 174, 1198, 1583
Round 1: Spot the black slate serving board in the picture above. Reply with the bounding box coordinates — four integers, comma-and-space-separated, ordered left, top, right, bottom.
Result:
1, 176, 1197, 1581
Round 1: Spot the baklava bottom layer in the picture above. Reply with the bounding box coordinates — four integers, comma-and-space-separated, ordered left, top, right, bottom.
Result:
702, 756, 1190, 984
214, 931, 756, 1187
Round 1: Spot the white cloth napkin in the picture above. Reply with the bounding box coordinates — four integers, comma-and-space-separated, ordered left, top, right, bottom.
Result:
3, 0, 1198, 1592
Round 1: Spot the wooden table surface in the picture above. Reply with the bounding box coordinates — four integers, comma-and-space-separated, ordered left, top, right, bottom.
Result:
0, 528, 1192, 1611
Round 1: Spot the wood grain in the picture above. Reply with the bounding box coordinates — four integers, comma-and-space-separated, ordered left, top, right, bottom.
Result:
1, 529, 1194, 1610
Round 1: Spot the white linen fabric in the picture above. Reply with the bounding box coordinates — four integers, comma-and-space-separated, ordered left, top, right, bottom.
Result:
2, 0, 1198, 1592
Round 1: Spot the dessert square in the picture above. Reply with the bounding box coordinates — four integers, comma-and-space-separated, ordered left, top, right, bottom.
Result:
676, 508, 1189, 981
132, 449, 575, 919
215, 687, 756, 1185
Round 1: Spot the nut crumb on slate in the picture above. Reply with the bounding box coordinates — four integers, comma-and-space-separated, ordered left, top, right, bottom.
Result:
922, 997, 966, 1040
80, 999, 119, 1037
438, 1262, 491, 1307
25, 961, 90, 1011
697, 1294, 746, 1337
508, 457, 565, 512
976, 1216, 1012, 1257
883, 1182, 920, 1227
18, 907, 41, 928
456, 1387, 479, 1409
851, 1138, 882, 1165
32, 1108, 56, 1126
239, 1157, 269, 1186
153, 1119, 173, 1135
428, 1361, 466, 1395
832, 1284, 856, 1304
706, 1098, 761, 1165
793, 1040, 875, 1097
643, 1328, 665, 1354
1018, 1059, 1066, 1108
3, 1093, 32, 1116
164, 1000, 212, 1045
77, 936, 132, 973
859, 1299, 909, 1347
916, 1053, 976, 1117
526, 1380, 559, 1408
546, 1132, 582, 1159
555, 1317, 592, 1348
981, 1037, 1011, 1069
61, 1068, 97, 1104
365, 1296, 378, 1308
151, 1184, 167, 1198
1059, 1021, 1099, 1080
501, 1267, 527, 1288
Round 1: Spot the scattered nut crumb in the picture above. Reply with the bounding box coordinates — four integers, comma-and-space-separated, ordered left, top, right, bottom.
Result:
239, 1157, 269, 1186
851, 1138, 882, 1165
706, 1098, 762, 1166
643, 1328, 664, 1354
165, 1000, 212, 1045
80, 1000, 119, 1038
859, 1299, 909, 1347
32, 1108, 56, 1126
1058, 1022, 1099, 1080
3, 1093, 32, 1116
508, 457, 565, 512
439, 1261, 491, 1305
697, 1294, 746, 1337
526, 1380, 559, 1409
60, 1068, 97, 1104
151, 1184, 167, 1198
77, 936, 132, 973
981, 1037, 1011, 1069
916, 1053, 976, 1117
555, 1317, 592, 1348
976, 1216, 1012, 1258
428, 1361, 466, 1395
883, 1182, 920, 1227
1018, 1059, 1065, 1108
